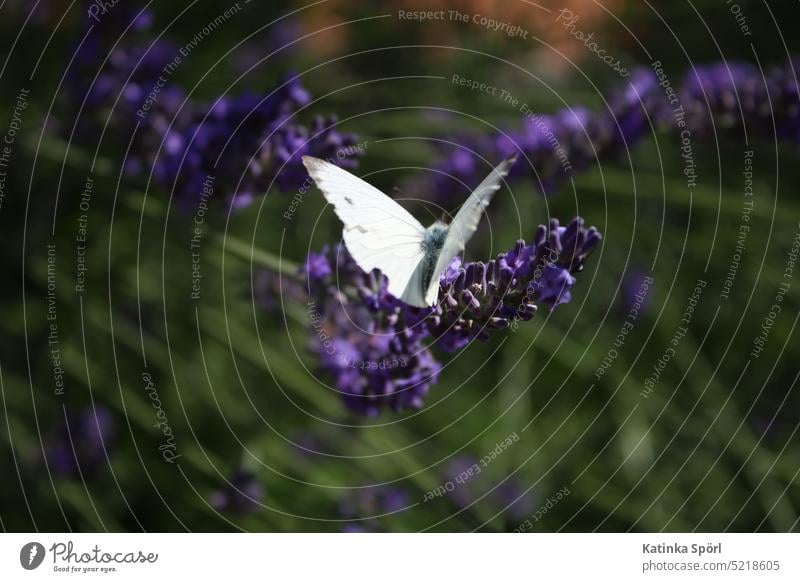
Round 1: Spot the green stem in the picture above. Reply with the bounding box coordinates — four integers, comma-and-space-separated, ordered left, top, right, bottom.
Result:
27, 134, 114, 176
213, 233, 302, 281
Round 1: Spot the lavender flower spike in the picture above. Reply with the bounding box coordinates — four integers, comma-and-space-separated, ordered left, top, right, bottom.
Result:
301, 216, 600, 414
48, 405, 115, 477
425, 217, 602, 351
304, 248, 442, 416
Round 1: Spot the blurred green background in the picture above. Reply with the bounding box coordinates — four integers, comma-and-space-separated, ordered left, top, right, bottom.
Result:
0, 0, 798, 532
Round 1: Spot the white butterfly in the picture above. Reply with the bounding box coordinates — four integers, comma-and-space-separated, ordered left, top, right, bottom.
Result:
302, 154, 517, 308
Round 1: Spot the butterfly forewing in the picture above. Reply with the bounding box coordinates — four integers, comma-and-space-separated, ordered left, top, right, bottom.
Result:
424, 155, 518, 304
302, 157, 427, 300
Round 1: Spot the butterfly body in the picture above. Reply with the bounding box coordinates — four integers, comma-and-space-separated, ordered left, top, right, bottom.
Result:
421, 221, 449, 285
302, 155, 517, 308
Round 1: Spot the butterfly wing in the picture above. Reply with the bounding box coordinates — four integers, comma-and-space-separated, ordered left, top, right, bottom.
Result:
422, 155, 518, 305
302, 156, 426, 299
398, 260, 431, 308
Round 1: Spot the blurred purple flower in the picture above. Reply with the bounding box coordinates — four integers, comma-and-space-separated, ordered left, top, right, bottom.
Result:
621, 267, 653, 315
253, 268, 306, 313
67, 3, 160, 105
430, 56, 800, 203
445, 455, 484, 509
340, 485, 409, 532
303, 250, 333, 282
81, 2, 154, 31
134, 77, 360, 211
444, 456, 534, 523
431, 106, 619, 200
608, 67, 664, 144
681, 62, 767, 138
66, 15, 362, 211
491, 479, 536, 521
48, 405, 114, 477
209, 469, 264, 516
667, 59, 798, 142
767, 58, 800, 143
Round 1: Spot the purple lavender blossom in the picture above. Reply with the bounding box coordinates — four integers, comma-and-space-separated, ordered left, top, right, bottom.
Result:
304, 250, 333, 282
444, 456, 534, 522
657, 59, 798, 142
304, 245, 443, 416
430, 57, 799, 203
66, 13, 362, 211
310, 289, 442, 416
767, 58, 800, 143
68, 3, 160, 106
681, 62, 768, 138
209, 469, 264, 516
132, 77, 361, 211
303, 216, 600, 413
432, 105, 619, 201
79, 41, 182, 117
608, 67, 664, 144
48, 405, 115, 477
422, 217, 601, 351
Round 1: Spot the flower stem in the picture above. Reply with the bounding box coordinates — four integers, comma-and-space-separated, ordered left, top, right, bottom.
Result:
215, 233, 302, 281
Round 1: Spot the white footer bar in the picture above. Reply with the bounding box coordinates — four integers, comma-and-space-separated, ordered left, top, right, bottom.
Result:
1, 533, 797, 581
